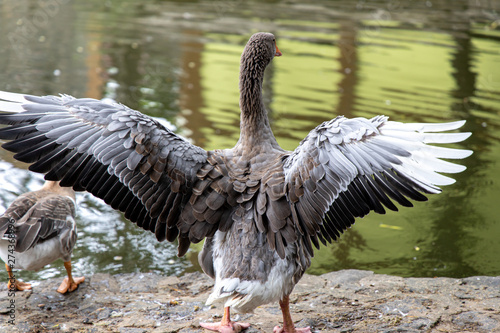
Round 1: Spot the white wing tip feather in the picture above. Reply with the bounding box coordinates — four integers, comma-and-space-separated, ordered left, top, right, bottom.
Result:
384, 119, 468, 133
451, 131, 472, 142
441, 119, 466, 131
423, 132, 472, 144
0, 101, 25, 113
451, 164, 467, 173
0, 90, 29, 103
458, 149, 473, 159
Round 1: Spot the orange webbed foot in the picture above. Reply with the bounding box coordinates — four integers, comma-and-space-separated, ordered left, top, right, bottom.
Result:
9, 280, 32, 291
56, 276, 85, 294
200, 321, 251, 333
273, 326, 311, 333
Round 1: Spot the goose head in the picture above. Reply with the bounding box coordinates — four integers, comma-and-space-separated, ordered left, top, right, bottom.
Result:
240, 32, 282, 80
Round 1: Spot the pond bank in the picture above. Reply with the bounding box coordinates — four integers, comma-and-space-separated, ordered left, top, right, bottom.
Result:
1, 269, 499, 332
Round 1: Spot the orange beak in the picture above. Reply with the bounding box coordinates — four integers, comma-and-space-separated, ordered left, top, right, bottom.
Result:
275, 44, 282, 57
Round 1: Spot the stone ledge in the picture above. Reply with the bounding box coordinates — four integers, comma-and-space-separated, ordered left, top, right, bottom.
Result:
0, 270, 498, 332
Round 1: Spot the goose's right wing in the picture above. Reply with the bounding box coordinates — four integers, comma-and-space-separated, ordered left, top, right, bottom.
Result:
0, 91, 208, 254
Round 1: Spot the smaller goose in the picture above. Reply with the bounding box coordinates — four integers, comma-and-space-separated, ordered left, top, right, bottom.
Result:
0, 180, 84, 293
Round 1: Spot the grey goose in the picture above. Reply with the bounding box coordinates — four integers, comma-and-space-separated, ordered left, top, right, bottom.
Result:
0, 180, 84, 293
0, 33, 471, 332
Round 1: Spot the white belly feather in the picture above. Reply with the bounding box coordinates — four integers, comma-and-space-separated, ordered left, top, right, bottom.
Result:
206, 231, 299, 314
0, 237, 63, 271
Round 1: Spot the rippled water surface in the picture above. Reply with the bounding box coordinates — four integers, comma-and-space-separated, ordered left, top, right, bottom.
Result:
0, 0, 499, 284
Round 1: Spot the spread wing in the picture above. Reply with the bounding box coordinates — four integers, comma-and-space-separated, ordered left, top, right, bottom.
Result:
282, 115, 472, 256
0, 91, 208, 254
0, 192, 76, 253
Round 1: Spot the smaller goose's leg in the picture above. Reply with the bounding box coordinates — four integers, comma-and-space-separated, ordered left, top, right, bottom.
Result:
56, 261, 85, 293
5, 263, 31, 291
273, 295, 311, 333
200, 306, 250, 332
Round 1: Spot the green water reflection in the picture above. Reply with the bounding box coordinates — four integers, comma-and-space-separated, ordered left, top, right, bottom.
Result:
0, 0, 499, 285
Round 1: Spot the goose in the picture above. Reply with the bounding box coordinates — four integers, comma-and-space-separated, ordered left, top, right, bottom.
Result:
0, 32, 471, 332
0, 180, 84, 293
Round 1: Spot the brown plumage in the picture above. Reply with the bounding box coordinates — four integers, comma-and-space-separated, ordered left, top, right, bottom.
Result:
0, 181, 84, 293
0, 32, 471, 332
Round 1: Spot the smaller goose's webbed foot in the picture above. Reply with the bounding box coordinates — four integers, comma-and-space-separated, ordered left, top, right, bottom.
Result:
10, 280, 32, 291
200, 306, 250, 332
273, 295, 311, 333
15, 281, 32, 291
56, 261, 85, 294
5, 263, 32, 291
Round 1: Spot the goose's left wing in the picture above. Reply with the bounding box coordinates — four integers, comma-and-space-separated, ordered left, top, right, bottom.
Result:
282, 115, 472, 256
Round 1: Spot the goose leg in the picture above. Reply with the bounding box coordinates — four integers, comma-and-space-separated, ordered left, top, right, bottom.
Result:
5, 263, 31, 291
273, 295, 311, 333
200, 306, 250, 332
56, 261, 85, 293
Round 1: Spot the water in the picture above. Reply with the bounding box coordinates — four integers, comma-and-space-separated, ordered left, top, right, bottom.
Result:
0, 0, 499, 284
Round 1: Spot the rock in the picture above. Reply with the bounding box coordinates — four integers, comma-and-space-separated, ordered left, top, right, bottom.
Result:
89, 273, 120, 293
116, 272, 161, 293
452, 311, 499, 331
0, 270, 498, 332
293, 273, 326, 294
323, 269, 374, 288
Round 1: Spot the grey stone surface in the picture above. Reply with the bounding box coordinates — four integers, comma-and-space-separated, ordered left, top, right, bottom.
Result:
0, 270, 498, 332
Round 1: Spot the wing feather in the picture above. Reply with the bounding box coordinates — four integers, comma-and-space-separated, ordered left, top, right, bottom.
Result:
0, 92, 208, 250
283, 115, 471, 256
0, 191, 76, 253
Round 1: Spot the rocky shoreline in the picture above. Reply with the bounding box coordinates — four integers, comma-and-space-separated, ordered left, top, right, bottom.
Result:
0, 269, 499, 332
